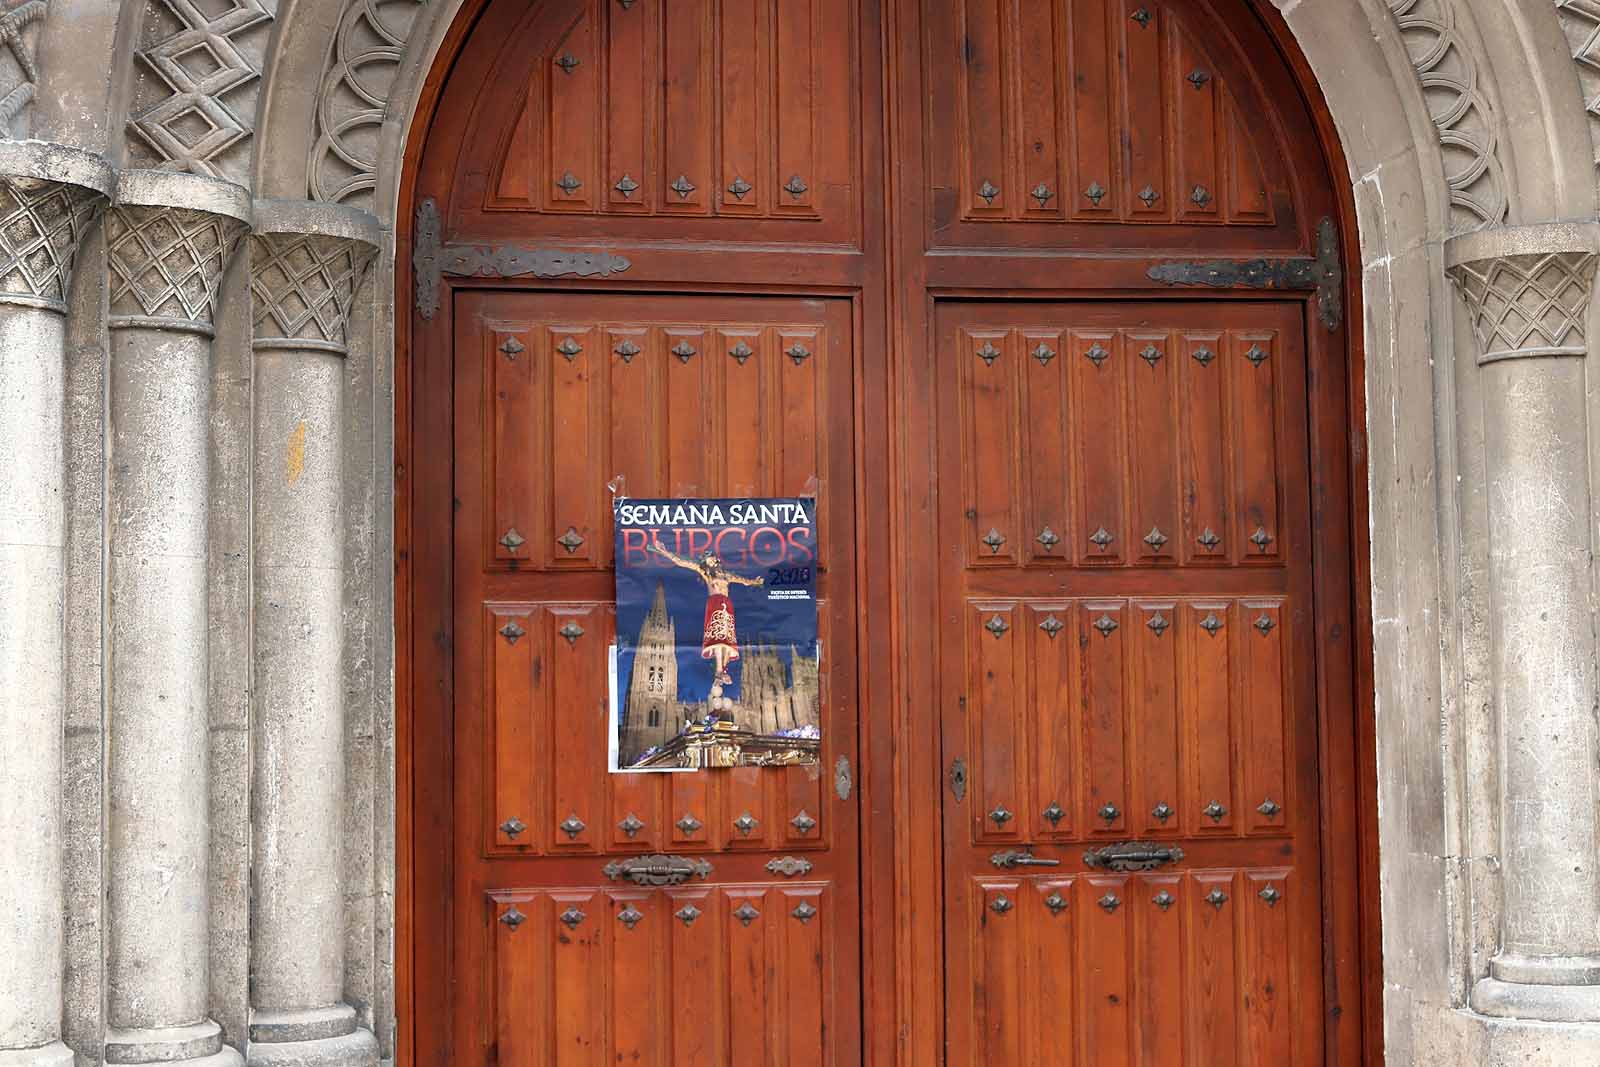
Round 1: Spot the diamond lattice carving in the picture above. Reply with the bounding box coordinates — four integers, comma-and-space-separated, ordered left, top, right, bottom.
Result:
1557, 0, 1600, 168
251, 232, 376, 352
0, 176, 104, 308
1448, 251, 1598, 361
106, 204, 246, 325
0, 1, 44, 136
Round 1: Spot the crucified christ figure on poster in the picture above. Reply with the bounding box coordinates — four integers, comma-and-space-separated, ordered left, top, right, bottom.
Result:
650, 543, 765, 716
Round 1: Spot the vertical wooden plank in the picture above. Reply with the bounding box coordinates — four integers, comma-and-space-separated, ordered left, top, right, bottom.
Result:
777, 327, 822, 497
661, 0, 712, 213
1067, 0, 1116, 218
1021, 329, 1069, 565
1130, 600, 1179, 837
1182, 600, 1234, 835
1127, 330, 1178, 564
961, 0, 1009, 216
551, 890, 603, 1067
1186, 872, 1241, 1067
1220, 90, 1272, 223
547, 325, 601, 567
492, 325, 539, 565
1171, 28, 1219, 221
973, 602, 1024, 842
724, 885, 770, 1067
1079, 601, 1128, 835
962, 329, 1019, 566
605, 0, 651, 211
1078, 876, 1132, 1067
668, 775, 715, 849
607, 771, 658, 851
975, 881, 1023, 1066
1118, 0, 1168, 220
1134, 875, 1185, 1065
1241, 600, 1288, 833
1231, 331, 1281, 563
664, 328, 711, 495
1070, 330, 1125, 564
1242, 870, 1294, 1066
609, 890, 663, 1065
720, 326, 767, 497
1029, 878, 1077, 1067
723, 765, 770, 849
494, 894, 548, 1067
550, 606, 603, 850
780, 887, 828, 1066
492, 89, 536, 205
1014, 0, 1063, 219
784, 765, 825, 845
546, 7, 599, 211
1178, 331, 1228, 565
718, 0, 767, 214
1030, 602, 1076, 839
606, 325, 657, 571
670, 888, 723, 1067
774, 0, 818, 213
490, 605, 538, 852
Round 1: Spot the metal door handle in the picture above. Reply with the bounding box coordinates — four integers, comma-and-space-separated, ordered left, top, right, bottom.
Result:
1082, 842, 1185, 872
990, 850, 1061, 869
602, 854, 713, 886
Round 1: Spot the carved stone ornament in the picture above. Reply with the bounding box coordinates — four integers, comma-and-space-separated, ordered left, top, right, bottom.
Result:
251, 203, 381, 355
1445, 223, 1600, 363
413, 198, 631, 318
1148, 216, 1344, 331
107, 189, 249, 331
0, 144, 114, 312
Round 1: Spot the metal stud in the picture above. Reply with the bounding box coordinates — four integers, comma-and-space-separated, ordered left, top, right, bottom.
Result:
734, 812, 758, 836
1246, 343, 1269, 367
1191, 185, 1212, 208
729, 340, 754, 365
614, 173, 639, 197
617, 904, 644, 929
1139, 185, 1159, 207
734, 902, 760, 926
1251, 527, 1273, 551
1152, 802, 1173, 823
1259, 884, 1282, 906
556, 337, 582, 361
1197, 528, 1221, 552
499, 620, 526, 645
559, 814, 586, 839
1099, 893, 1122, 913
1085, 342, 1109, 367
500, 816, 527, 838
559, 621, 584, 646
1199, 612, 1223, 636
989, 805, 1013, 827
727, 176, 753, 200
791, 809, 817, 834
1036, 527, 1061, 551
786, 342, 812, 366
1043, 801, 1065, 827
676, 813, 703, 834
1031, 182, 1054, 207
1085, 181, 1107, 205
675, 903, 701, 926
792, 901, 819, 923
670, 175, 696, 199
1147, 612, 1170, 636
1045, 892, 1068, 916
989, 896, 1013, 915
499, 337, 525, 360
1090, 527, 1114, 551
1192, 346, 1215, 367
500, 906, 527, 929
556, 53, 581, 74
981, 528, 1006, 554
1032, 341, 1056, 366
1039, 615, 1064, 639
1257, 798, 1282, 818
1093, 614, 1119, 638
556, 172, 582, 195
614, 339, 641, 363
1099, 802, 1120, 824
1131, 7, 1152, 27
1140, 343, 1163, 367
671, 340, 697, 363
559, 906, 585, 929
768, 856, 813, 877
1144, 527, 1169, 551
985, 615, 1010, 639
618, 813, 645, 838
619, 0, 635, 7
1187, 69, 1210, 90
1254, 615, 1276, 636
784, 174, 808, 198
1153, 890, 1175, 911
1203, 801, 1227, 823
978, 180, 1000, 205
499, 528, 526, 551
1205, 888, 1229, 911
977, 340, 1001, 366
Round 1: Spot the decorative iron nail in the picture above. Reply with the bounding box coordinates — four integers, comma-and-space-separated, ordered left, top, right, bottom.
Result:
500, 816, 527, 838
1153, 890, 1175, 911
1132, 7, 1152, 27
559, 814, 586, 839
1139, 185, 1160, 207
556, 172, 582, 195
556, 53, 581, 74
982, 528, 1006, 554
1257, 798, 1282, 817
1187, 69, 1210, 89
1031, 182, 1054, 207
1098, 893, 1122, 913
614, 339, 641, 362
792, 901, 819, 923
671, 340, 697, 363
1147, 612, 1170, 636
1036, 526, 1061, 551
1192, 346, 1215, 367
977, 340, 1001, 366
1251, 528, 1273, 552
676, 813, 703, 834
1099, 802, 1121, 824
1144, 527, 1169, 551
786, 342, 812, 365
989, 896, 1013, 915
728, 176, 753, 200
989, 805, 1013, 827
1090, 527, 1114, 550
1246, 343, 1269, 367
617, 904, 644, 929
1140, 343, 1163, 367
734, 901, 761, 926
674, 903, 701, 926
784, 174, 808, 198
614, 173, 639, 197
1259, 884, 1282, 906
729, 340, 754, 365
1085, 342, 1109, 367
1152, 802, 1173, 823
500, 905, 527, 929
556, 337, 582, 361
1199, 612, 1223, 636
767, 856, 813, 877
1045, 892, 1068, 916
499, 620, 526, 645
1039, 615, 1064, 639
1093, 614, 1119, 638
978, 180, 1000, 205
791, 810, 817, 833
1086, 181, 1107, 205
1032, 341, 1056, 366
618, 813, 645, 838
559, 620, 584, 645
499, 528, 525, 551
499, 337, 525, 360
1043, 801, 1065, 827
1197, 528, 1221, 552
619, 0, 635, 7
670, 175, 696, 199
1254, 615, 1276, 636
559, 906, 585, 929
985, 615, 1010, 639
1191, 185, 1213, 208
1203, 801, 1227, 822
734, 812, 758, 836
1205, 888, 1229, 910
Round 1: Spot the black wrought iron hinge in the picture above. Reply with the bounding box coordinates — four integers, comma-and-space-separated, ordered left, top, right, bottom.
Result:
1146, 216, 1343, 331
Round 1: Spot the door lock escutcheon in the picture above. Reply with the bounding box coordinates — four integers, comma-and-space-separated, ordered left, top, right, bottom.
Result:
989, 850, 1061, 869
1082, 842, 1185, 872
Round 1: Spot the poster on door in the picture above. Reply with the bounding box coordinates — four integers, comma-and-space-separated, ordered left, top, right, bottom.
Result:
609, 497, 821, 772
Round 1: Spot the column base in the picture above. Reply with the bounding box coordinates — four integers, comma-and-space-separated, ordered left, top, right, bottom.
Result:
0, 1041, 75, 1067
245, 1029, 377, 1067
105, 1021, 242, 1065
1472, 976, 1600, 1023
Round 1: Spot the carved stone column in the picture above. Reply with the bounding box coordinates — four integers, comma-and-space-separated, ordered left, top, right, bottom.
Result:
245, 201, 380, 1067
0, 142, 112, 1067
104, 171, 250, 1066
1448, 222, 1600, 1022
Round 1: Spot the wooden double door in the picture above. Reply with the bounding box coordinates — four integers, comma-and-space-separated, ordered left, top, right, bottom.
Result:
406, 0, 1363, 1064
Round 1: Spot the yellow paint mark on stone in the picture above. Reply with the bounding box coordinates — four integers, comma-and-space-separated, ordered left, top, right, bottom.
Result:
287, 421, 306, 485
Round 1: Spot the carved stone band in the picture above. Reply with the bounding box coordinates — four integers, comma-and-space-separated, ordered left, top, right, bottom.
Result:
1446, 221, 1600, 364
250, 199, 382, 355
0, 142, 114, 313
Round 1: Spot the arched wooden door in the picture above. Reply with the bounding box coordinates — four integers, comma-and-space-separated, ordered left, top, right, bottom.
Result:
399, 1, 1371, 1065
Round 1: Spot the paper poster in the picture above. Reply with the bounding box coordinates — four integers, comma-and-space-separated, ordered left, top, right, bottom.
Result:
610, 497, 821, 771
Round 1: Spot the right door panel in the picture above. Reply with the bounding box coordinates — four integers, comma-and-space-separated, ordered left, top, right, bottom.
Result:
937, 301, 1324, 1067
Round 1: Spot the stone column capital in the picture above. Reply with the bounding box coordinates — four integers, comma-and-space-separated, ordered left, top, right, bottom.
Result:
1446, 221, 1600, 364
250, 199, 382, 356
0, 142, 114, 313
106, 170, 252, 335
